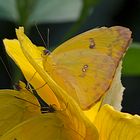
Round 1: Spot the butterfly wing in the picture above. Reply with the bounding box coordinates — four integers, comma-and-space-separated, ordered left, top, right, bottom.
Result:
43, 26, 131, 109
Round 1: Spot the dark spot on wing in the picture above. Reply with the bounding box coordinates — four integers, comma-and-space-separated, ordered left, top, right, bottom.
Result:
82, 68, 86, 72
84, 64, 88, 68
82, 64, 88, 72
89, 38, 95, 49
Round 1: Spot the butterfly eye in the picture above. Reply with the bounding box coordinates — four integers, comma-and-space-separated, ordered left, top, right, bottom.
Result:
89, 38, 95, 49
43, 49, 51, 55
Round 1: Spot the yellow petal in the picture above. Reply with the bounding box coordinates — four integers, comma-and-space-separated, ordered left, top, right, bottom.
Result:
16, 27, 99, 139
83, 99, 103, 123
3, 37, 59, 107
0, 88, 40, 136
0, 111, 98, 140
94, 104, 140, 140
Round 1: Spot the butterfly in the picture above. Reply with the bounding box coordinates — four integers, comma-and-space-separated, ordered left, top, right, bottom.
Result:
42, 26, 131, 110
4, 26, 131, 111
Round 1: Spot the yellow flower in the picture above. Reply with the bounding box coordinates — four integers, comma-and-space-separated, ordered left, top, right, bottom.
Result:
0, 27, 140, 139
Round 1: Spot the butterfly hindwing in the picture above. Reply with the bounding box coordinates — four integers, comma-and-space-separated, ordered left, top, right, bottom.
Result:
43, 26, 131, 109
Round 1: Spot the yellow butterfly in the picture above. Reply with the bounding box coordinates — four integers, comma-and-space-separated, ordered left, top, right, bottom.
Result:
42, 26, 131, 109
4, 26, 131, 111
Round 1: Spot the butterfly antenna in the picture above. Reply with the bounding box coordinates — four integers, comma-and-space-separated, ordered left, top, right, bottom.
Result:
35, 23, 48, 49
0, 56, 12, 82
47, 28, 50, 49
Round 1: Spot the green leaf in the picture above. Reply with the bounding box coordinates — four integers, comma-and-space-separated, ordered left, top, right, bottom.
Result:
28, 0, 82, 25
122, 42, 140, 76
0, 0, 83, 30
0, 0, 18, 21
16, 0, 38, 28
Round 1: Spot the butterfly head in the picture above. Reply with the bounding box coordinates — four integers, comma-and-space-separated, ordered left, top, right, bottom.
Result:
43, 49, 51, 55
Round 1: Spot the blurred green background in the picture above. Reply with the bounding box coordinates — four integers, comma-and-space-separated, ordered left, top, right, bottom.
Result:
0, 0, 140, 114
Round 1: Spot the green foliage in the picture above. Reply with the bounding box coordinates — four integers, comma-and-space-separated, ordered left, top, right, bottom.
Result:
0, 0, 17, 21
16, 0, 38, 28
122, 43, 140, 76
0, 0, 99, 33
28, 0, 82, 25
0, 0, 83, 29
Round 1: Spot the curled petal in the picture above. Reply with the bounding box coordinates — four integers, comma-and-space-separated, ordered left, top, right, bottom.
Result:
0, 89, 40, 136
94, 104, 140, 140
0, 111, 98, 140
4, 33, 59, 107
